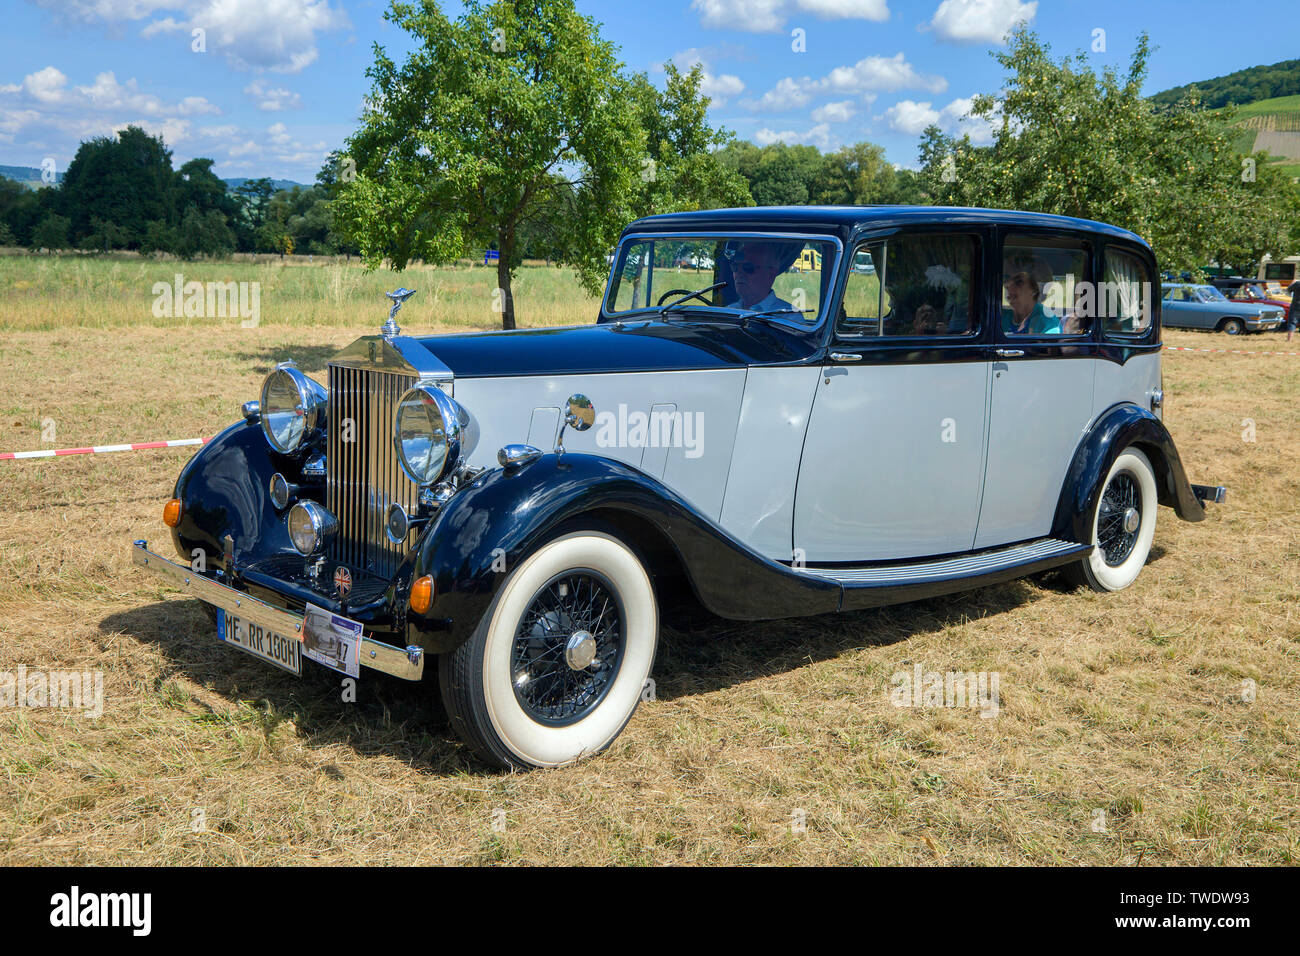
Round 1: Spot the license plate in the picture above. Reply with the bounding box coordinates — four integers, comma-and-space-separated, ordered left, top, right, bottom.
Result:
216, 608, 302, 676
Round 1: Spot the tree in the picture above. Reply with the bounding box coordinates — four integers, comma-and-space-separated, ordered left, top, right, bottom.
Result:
31, 213, 71, 252
917, 29, 1298, 273
625, 63, 751, 218
58, 126, 173, 248
334, 0, 646, 329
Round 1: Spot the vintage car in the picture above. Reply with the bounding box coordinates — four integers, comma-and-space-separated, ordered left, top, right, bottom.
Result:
133, 206, 1225, 770
1210, 276, 1291, 321
1161, 282, 1284, 334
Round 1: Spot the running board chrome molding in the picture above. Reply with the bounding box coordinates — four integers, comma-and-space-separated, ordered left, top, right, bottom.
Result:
792, 537, 1092, 611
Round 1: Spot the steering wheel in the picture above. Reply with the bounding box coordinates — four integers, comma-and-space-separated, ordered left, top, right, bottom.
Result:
657, 288, 713, 307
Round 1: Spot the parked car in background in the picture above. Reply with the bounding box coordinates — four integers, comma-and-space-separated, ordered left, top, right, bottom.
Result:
1210, 277, 1291, 320
1161, 283, 1284, 334
133, 206, 1225, 770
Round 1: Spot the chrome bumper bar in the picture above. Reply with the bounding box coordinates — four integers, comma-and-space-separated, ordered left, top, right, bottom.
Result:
131, 540, 424, 681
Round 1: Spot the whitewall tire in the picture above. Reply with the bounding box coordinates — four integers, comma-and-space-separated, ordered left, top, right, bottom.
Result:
1065, 447, 1158, 592
439, 530, 658, 769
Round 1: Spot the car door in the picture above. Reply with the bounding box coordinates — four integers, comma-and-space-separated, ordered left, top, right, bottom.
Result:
793, 229, 991, 562
974, 230, 1098, 549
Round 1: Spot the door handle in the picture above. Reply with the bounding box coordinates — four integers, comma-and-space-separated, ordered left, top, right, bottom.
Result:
828, 352, 862, 363
994, 348, 1024, 358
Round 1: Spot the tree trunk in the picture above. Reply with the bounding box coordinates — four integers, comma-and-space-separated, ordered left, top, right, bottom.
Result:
496, 241, 516, 330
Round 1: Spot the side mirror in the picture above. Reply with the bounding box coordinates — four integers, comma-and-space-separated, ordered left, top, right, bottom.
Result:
555, 394, 595, 456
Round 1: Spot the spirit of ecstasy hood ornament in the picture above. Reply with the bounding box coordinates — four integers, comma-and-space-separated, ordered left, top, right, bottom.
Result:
382, 288, 416, 339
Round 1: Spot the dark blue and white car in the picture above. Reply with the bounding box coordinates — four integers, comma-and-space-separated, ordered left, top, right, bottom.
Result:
133, 206, 1224, 769
1162, 282, 1284, 334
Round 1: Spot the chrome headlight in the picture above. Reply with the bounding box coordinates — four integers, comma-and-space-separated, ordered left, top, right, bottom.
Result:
287, 501, 338, 556
260, 362, 327, 455
393, 384, 468, 486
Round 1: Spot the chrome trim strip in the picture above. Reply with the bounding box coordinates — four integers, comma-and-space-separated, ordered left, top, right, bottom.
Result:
794, 538, 1087, 585
130, 541, 424, 680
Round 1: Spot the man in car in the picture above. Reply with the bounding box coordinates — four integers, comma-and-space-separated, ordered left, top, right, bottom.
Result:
725, 241, 795, 313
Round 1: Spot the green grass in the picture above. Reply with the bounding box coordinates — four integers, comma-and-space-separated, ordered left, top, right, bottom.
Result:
0, 252, 600, 333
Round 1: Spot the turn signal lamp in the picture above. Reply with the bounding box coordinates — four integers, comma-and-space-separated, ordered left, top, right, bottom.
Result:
163, 498, 182, 528
409, 575, 434, 615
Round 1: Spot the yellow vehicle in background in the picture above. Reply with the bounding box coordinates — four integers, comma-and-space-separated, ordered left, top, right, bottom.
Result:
1258, 255, 1300, 294
792, 248, 821, 272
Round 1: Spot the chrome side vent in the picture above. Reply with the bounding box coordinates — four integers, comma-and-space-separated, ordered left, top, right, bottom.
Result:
327, 365, 418, 577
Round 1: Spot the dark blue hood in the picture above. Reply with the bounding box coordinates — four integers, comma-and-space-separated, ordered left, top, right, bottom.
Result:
414, 320, 820, 378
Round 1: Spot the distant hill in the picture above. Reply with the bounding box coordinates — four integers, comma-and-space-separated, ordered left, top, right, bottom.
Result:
0, 166, 306, 192
222, 177, 307, 193
1151, 62, 1300, 180
0, 164, 63, 188
1151, 59, 1300, 109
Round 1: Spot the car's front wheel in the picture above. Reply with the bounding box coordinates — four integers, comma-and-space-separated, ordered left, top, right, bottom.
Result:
439, 530, 659, 769
1220, 317, 1244, 335
1062, 447, 1158, 592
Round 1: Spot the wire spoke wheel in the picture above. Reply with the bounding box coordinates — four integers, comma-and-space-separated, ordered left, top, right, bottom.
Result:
1097, 472, 1141, 567
511, 569, 626, 726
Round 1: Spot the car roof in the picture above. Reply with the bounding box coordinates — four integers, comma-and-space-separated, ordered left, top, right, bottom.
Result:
626, 205, 1149, 247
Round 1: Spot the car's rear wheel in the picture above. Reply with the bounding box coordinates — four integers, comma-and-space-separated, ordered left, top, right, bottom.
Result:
439, 530, 658, 769
1062, 447, 1158, 593
1219, 317, 1244, 335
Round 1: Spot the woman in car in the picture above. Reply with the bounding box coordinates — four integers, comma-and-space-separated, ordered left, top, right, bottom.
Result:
1003, 271, 1061, 335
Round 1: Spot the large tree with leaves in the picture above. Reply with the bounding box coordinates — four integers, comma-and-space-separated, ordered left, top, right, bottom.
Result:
918, 29, 1298, 273
334, 0, 650, 330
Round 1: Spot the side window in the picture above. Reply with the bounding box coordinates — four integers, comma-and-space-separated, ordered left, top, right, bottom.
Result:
1102, 249, 1154, 336
840, 243, 884, 334
838, 234, 977, 337
1002, 236, 1090, 336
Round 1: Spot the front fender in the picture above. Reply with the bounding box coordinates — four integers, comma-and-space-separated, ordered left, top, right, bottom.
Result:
171, 419, 300, 569
407, 453, 840, 652
1051, 403, 1206, 545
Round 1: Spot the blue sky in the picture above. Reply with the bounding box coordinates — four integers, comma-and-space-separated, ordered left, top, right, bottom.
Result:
2, 0, 1296, 184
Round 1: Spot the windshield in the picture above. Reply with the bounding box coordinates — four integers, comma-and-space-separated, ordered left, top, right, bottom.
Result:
604, 235, 838, 325
1196, 286, 1227, 302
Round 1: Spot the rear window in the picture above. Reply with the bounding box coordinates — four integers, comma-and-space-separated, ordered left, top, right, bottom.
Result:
838, 233, 978, 338
1101, 249, 1154, 336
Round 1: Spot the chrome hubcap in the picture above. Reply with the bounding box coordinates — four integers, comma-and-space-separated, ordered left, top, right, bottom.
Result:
564, 630, 597, 670
1122, 507, 1140, 534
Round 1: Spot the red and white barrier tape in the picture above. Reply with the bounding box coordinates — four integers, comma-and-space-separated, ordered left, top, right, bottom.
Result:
1164, 344, 1300, 356
0, 437, 210, 461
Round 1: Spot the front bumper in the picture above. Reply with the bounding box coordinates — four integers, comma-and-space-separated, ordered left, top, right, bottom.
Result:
131, 540, 425, 680
1246, 316, 1283, 331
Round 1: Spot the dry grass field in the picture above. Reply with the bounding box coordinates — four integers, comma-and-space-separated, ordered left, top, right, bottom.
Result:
0, 255, 1297, 865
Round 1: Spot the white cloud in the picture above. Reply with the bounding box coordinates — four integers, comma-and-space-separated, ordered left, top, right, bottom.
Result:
824, 53, 947, 94
884, 95, 996, 142
750, 76, 818, 111
747, 52, 945, 113
811, 100, 857, 123
2, 66, 217, 118
244, 81, 302, 111
884, 100, 941, 135
926, 0, 1037, 45
665, 49, 746, 105
267, 121, 291, 145
692, 0, 888, 33
33, 0, 350, 73
754, 122, 834, 150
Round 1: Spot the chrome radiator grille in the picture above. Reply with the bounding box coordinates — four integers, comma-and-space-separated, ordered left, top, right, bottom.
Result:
326, 365, 419, 577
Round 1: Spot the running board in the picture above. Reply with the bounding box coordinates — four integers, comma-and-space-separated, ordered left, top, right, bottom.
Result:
793, 537, 1092, 612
